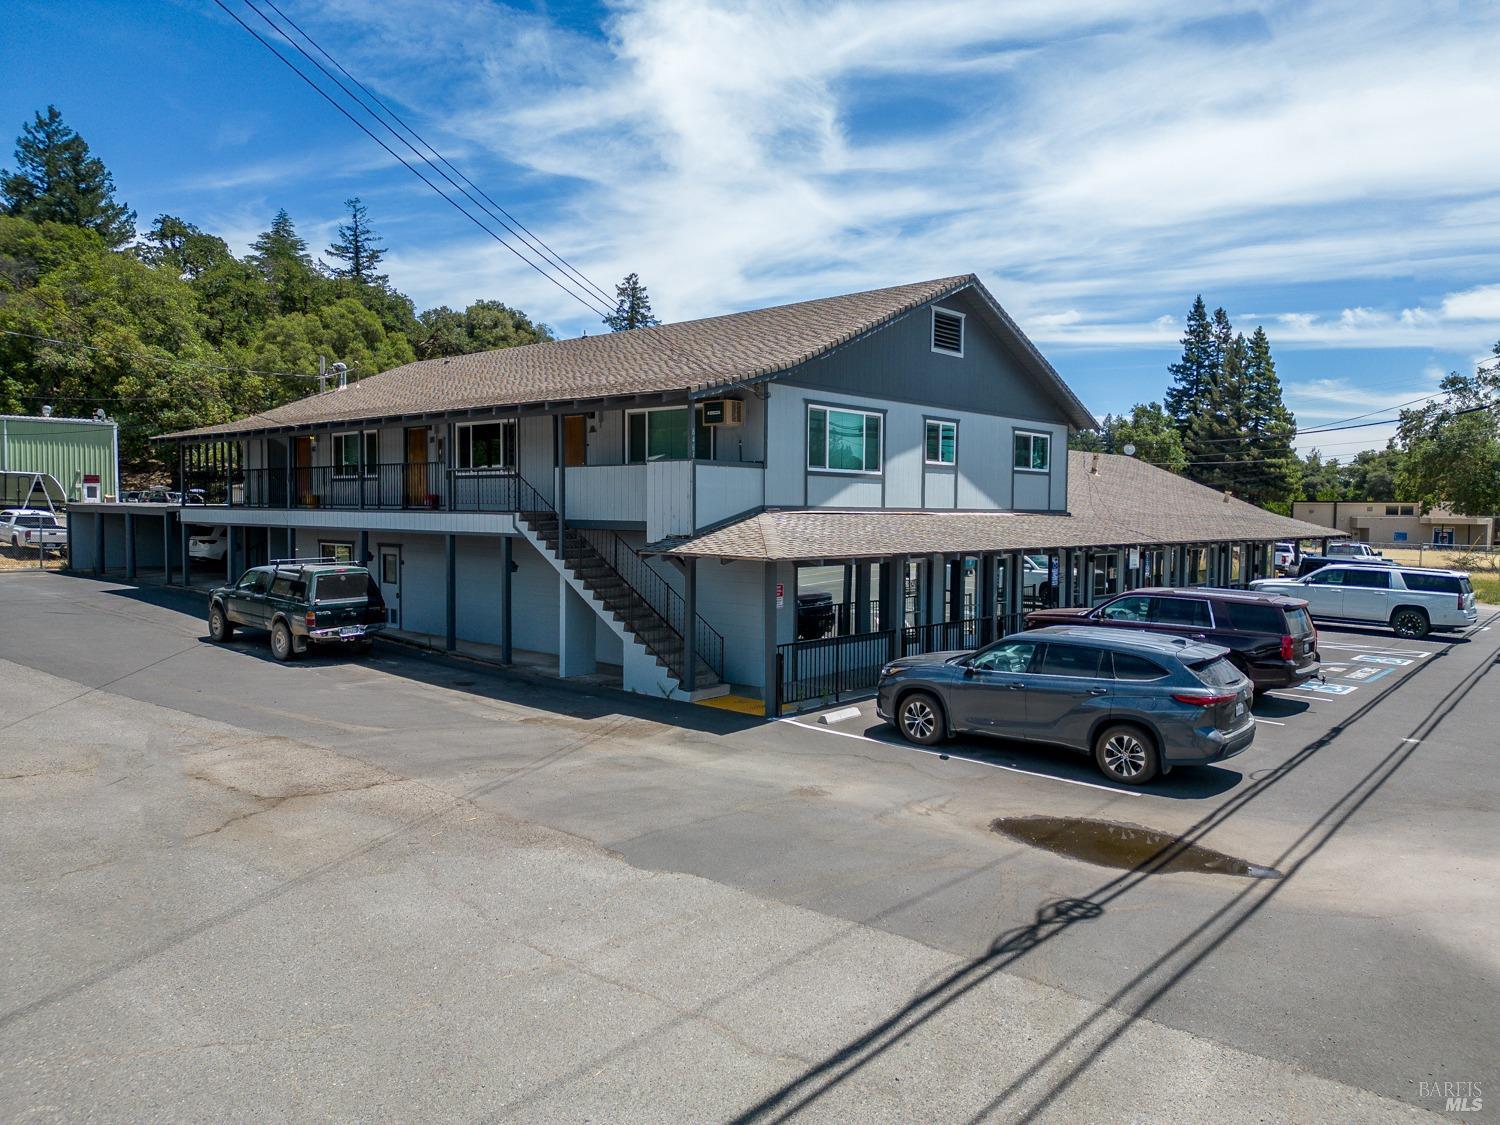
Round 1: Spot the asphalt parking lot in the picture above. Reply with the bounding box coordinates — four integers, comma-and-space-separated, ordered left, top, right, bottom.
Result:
2, 571, 1496, 1122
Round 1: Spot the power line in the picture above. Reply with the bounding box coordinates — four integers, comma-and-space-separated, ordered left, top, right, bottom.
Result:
256, 0, 614, 308
213, 0, 616, 323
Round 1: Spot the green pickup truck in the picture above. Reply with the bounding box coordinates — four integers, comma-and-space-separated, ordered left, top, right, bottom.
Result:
208, 559, 387, 661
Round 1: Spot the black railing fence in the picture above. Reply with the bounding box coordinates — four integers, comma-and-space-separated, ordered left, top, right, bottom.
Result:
188, 463, 556, 513
580, 529, 725, 683
776, 612, 1027, 709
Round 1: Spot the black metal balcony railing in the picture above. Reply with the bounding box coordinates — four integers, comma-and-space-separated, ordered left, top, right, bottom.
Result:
188, 463, 547, 513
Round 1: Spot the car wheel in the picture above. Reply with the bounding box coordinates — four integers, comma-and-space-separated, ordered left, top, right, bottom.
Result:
1391, 608, 1429, 639
270, 620, 298, 662
208, 604, 233, 641
1093, 724, 1160, 785
896, 691, 945, 746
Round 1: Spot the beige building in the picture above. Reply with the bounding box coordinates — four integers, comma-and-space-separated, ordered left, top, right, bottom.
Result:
1291, 500, 1494, 547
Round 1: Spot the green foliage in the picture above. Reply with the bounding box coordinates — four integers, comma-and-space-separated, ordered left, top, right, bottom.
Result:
249, 208, 324, 316
416, 299, 553, 358
1, 106, 135, 248
1162, 298, 1300, 506
238, 298, 415, 390
0, 103, 556, 477
1069, 402, 1186, 473
604, 272, 659, 331
1395, 348, 1500, 516
323, 197, 386, 285
1164, 295, 1213, 429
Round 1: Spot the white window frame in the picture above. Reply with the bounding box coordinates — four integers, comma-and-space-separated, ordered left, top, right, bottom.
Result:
455, 418, 517, 475
1013, 429, 1051, 474
807, 404, 884, 476
331, 430, 377, 479
625, 406, 715, 464
924, 418, 958, 466
931, 306, 965, 357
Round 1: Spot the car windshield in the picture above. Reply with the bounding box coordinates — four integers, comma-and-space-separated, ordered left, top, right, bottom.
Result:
1190, 657, 1243, 688
312, 571, 375, 603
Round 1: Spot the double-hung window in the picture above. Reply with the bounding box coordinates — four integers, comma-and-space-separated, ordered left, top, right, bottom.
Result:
1013, 430, 1051, 473
625, 407, 714, 463
925, 420, 957, 465
807, 405, 882, 474
332, 431, 377, 478
457, 419, 517, 473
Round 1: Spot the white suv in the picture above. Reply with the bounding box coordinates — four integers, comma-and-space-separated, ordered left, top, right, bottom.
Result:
1251, 565, 1477, 638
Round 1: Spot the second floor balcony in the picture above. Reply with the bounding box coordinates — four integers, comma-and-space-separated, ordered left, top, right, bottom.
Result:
185, 457, 766, 538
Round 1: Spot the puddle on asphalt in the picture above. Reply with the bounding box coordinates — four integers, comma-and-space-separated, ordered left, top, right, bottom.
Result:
990, 816, 1283, 879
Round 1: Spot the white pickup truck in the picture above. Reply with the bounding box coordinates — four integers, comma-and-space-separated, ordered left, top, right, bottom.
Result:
1, 509, 67, 554
1251, 564, 1477, 638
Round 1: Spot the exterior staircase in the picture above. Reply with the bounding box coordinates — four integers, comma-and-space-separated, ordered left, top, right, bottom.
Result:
519, 509, 725, 696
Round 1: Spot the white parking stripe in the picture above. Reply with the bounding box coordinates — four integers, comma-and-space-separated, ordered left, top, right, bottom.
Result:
776, 717, 1143, 796
1252, 717, 1285, 726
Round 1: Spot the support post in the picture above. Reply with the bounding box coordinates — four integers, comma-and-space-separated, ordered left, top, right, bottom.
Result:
682, 557, 697, 693
94, 512, 104, 576
763, 562, 779, 717
841, 564, 854, 635
124, 511, 136, 581
225, 524, 235, 583
947, 556, 964, 621
978, 553, 997, 642
854, 562, 872, 633
357, 530, 369, 568
444, 533, 457, 652
179, 517, 189, 582
162, 512, 172, 585
500, 535, 513, 664
554, 414, 567, 546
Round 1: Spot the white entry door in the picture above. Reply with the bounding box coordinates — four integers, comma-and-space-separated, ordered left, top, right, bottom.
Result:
378, 545, 402, 627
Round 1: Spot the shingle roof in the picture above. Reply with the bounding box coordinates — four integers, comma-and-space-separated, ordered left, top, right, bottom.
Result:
160, 274, 1094, 439
654, 451, 1342, 560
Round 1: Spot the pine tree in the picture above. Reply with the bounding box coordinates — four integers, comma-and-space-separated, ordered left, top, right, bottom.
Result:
1186, 330, 1251, 493
604, 272, 659, 331
249, 209, 321, 315
324, 197, 387, 285
1164, 295, 1214, 430
1, 105, 135, 247
1241, 325, 1300, 503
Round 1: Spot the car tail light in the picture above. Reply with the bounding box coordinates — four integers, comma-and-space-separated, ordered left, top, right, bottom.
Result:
1171, 691, 1238, 707
1280, 634, 1294, 661
305, 611, 317, 629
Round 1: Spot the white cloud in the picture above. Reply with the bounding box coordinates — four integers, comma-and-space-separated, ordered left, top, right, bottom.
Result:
1439, 284, 1500, 320
249, 0, 1500, 356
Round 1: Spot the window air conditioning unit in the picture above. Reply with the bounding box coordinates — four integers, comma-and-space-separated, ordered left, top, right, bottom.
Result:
700, 398, 744, 427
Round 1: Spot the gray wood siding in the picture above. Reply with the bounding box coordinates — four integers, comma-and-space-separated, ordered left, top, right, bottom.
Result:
781, 287, 1068, 423
765, 384, 1068, 512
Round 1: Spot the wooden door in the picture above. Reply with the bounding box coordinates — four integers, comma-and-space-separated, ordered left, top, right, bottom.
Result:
405, 427, 428, 507
563, 415, 587, 467
292, 436, 312, 502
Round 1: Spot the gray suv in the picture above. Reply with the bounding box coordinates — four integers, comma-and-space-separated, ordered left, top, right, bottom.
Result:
875, 625, 1255, 785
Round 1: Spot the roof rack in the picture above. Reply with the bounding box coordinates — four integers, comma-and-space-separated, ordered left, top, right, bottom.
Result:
268, 556, 351, 566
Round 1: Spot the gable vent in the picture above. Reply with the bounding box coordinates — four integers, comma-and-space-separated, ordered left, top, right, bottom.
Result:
932, 309, 964, 354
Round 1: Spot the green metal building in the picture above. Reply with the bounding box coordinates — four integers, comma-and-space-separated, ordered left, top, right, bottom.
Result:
0, 414, 119, 504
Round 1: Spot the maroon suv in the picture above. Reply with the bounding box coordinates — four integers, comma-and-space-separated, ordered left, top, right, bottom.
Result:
1025, 587, 1319, 692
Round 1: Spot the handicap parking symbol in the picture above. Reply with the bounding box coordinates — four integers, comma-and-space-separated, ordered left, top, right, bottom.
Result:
1298, 681, 1360, 695
1341, 666, 1392, 683
1352, 654, 1413, 667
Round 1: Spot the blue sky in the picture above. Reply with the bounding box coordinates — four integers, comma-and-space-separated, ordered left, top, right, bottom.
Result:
6, 0, 1500, 458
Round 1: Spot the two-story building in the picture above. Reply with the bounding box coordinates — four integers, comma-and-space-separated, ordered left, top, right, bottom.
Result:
66, 274, 1338, 713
